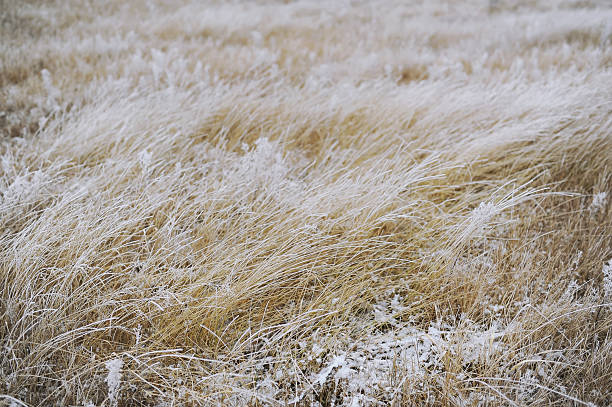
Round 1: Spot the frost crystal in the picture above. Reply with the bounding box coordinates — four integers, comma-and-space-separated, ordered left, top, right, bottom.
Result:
466, 201, 499, 237
459, 322, 506, 364
603, 259, 612, 305
315, 355, 346, 386
105, 358, 123, 407
229, 137, 305, 204
472, 201, 497, 222
0, 171, 47, 206
138, 149, 153, 172
589, 192, 608, 215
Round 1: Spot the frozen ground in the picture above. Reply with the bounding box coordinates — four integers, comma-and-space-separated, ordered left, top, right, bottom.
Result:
0, 0, 611, 406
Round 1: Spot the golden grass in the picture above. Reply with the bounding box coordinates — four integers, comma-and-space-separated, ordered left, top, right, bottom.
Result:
1, 0, 611, 405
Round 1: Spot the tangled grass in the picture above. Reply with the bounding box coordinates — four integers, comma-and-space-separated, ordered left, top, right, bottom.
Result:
1, 0, 611, 405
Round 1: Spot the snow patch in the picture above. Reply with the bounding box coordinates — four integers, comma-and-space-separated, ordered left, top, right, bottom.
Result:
105, 358, 123, 407
589, 192, 607, 215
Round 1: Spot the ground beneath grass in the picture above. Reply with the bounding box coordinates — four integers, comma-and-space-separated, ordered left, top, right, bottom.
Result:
1, 0, 611, 406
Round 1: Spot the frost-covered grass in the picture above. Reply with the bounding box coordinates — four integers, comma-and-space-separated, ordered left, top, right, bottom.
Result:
1, 0, 611, 406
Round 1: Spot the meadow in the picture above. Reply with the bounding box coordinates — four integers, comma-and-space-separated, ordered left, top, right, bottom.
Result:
1, 0, 611, 405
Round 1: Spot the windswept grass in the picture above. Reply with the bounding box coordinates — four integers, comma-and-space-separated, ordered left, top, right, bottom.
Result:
1, 0, 611, 406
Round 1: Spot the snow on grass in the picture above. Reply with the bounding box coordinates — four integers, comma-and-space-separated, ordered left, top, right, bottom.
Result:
249, 290, 518, 406
1, 0, 611, 406
589, 191, 608, 216
603, 259, 612, 306
105, 358, 123, 407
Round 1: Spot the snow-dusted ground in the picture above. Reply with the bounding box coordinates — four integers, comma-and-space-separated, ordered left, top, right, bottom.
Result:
1, 0, 611, 406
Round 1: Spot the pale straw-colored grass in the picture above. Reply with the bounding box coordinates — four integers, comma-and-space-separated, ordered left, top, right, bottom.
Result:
1, 0, 611, 405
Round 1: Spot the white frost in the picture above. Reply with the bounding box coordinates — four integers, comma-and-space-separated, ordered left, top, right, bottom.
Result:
603, 259, 612, 306
105, 358, 123, 407
589, 192, 608, 215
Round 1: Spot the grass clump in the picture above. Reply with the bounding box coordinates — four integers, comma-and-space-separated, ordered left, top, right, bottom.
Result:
1, 0, 611, 406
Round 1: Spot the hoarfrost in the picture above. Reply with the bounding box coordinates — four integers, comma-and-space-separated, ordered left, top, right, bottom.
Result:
603, 259, 612, 305
461, 201, 500, 240
105, 358, 123, 407
41, 69, 61, 110
471, 201, 497, 225
589, 192, 608, 215
138, 149, 153, 173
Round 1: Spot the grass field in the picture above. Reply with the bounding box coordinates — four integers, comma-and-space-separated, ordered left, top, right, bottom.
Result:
1, 0, 611, 405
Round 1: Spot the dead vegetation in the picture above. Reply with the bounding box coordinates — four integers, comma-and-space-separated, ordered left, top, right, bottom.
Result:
1, 0, 611, 406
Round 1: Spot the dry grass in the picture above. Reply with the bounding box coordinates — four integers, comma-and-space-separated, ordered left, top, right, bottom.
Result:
1, 0, 611, 406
